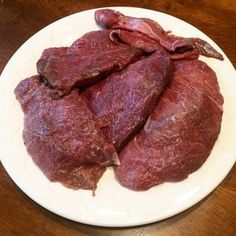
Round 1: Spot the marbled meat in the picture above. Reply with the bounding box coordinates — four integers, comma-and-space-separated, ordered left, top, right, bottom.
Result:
23, 128, 106, 190
15, 75, 119, 190
37, 30, 143, 96
115, 60, 223, 190
83, 47, 173, 150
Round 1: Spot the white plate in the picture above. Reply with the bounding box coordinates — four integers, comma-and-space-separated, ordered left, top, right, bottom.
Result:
0, 7, 236, 227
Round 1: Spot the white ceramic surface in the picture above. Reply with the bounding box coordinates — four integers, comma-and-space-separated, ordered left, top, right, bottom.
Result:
0, 7, 236, 227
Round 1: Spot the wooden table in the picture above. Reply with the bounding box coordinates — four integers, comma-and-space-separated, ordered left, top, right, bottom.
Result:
1, 1, 236, 235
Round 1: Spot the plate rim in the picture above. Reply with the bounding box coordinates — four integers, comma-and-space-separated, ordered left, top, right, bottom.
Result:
0, 6, 236, 227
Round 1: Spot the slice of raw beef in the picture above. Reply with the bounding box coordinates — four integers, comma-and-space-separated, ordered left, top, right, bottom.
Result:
15, 75, 119, 167
23, 128, 106, 191
115, 60, 223, 191
37, 30, 143, 97
109, 29, 200, 60
40, 47, 68, 59
83, 47, 173, 150
95, 9, 223, 60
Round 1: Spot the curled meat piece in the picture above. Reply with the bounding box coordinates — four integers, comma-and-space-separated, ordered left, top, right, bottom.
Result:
95, 9, 165, 38
110, 29, 160, 53
96, 9, 223, 60
110, 29, 200, 60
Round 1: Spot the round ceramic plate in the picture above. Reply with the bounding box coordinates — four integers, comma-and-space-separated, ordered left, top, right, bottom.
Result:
0, 7, 236, 227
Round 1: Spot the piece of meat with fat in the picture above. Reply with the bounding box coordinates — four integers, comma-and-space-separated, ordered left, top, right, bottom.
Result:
95, 9, 223, 60
83, 47, 173, 150
115, 60, 223, 191
37, 30, 143, 97
15, 75, 119, 168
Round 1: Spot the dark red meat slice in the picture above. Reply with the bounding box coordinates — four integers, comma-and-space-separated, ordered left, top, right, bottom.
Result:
23, 128, 105, 191
40, 47, 68, 59
37, 30, 143, 96
115, 60, 223, 191
109, 29, 200, 60
95, 9, 164, 37
15, 75, 119, 167
110, 30, 160, 53
67, 29, 127, 55
83, 48, 173, 150
95, 9, 223, 60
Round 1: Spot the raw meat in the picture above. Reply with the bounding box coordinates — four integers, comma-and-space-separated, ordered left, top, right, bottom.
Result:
15, 75, 119, 167
109, 29, 200, 60
109, 29, 160, 53
83, 47, 173, 150
37, 30, 143, 97
67, 29, 129, 55
40, 47, 68, 59
115, 60, 223, 191
23, 128, 106, 191
95, 9, 223, 60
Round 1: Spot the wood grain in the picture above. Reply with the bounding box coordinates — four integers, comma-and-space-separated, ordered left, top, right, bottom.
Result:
0, 0, 236, 235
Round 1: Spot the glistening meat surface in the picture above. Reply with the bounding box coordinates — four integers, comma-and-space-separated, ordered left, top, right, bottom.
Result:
115, 60, 223, 191
83, 48, 173, 150
37, 30, 143, 97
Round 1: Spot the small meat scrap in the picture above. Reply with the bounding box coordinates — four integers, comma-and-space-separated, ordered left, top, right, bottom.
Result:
115, 60, 223, 191
83, 47, 173, 150
15, 75, 119, 168
37, 30, 143, 97
95, 9, 223, 60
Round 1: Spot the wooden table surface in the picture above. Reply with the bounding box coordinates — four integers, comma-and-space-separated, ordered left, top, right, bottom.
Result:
1, 0, 236, 235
